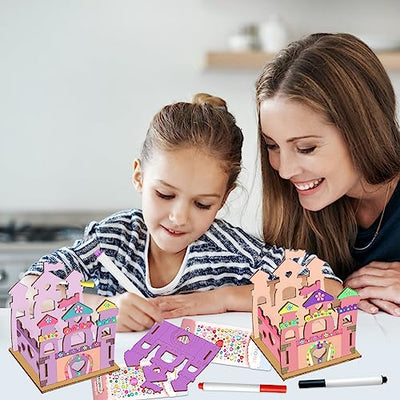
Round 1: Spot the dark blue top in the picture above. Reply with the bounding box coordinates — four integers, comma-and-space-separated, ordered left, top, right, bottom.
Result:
352, 182, 400, 268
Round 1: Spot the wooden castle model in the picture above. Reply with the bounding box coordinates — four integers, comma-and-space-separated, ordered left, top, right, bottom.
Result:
8, 262, 119, 392
251, 249, 361, 379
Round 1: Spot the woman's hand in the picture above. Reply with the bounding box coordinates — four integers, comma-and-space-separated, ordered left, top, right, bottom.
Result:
344, 261, 400, 316
109, 292, 163, 332
150, 285, 253, 319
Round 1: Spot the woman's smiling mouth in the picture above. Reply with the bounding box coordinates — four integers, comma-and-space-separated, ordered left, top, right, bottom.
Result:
293, 178, 324, 191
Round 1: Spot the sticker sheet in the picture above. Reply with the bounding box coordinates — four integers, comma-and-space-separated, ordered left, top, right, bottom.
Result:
91, 364, 184, 400
180, 318, 271, 371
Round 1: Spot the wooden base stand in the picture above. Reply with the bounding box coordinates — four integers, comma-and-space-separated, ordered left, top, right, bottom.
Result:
251, 336, 361, 380
9, 348, 119, 393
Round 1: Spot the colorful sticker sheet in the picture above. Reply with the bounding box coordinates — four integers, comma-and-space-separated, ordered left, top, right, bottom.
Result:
180, 318, 271, 371
91, 364, 185, 400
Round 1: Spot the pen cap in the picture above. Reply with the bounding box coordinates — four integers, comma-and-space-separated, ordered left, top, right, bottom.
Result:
298, 379, 325, 388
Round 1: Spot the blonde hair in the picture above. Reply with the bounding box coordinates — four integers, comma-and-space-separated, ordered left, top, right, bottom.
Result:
141, 93, 243, 192
255, 33, 400, 278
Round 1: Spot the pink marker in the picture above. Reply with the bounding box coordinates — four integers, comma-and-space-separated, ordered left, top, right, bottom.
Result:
198, 382, 287, 393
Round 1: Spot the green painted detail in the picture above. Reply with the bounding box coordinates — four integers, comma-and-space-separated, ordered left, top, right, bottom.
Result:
337, 287, 359, 299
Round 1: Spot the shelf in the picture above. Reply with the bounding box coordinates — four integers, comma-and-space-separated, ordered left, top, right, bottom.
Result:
205, 50, 400, 71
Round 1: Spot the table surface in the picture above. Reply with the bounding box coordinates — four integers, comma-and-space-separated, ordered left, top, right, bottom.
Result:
0, 308, 398, 399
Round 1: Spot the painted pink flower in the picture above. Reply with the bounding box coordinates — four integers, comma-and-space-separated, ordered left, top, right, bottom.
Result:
74, 305, 83, 313
315, 292, 325, 302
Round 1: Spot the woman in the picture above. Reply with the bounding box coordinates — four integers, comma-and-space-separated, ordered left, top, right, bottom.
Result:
255, 32, 400, 316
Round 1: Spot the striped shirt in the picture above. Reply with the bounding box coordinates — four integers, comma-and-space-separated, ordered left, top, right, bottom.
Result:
28, 209, 338, 297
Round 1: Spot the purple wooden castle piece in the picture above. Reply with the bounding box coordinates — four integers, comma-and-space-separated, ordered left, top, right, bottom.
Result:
124, 320, 219, 392
8, 262, 118, 390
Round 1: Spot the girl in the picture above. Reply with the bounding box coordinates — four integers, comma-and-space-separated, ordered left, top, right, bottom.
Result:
25, 93, 340, 331
255, 33, 400, 316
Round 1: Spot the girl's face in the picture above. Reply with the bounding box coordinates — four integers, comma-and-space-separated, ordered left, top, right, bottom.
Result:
259, 96, 362, 211
133, 147, 230, 256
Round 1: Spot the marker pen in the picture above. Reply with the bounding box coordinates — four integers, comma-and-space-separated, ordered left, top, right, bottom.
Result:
80, 280, 96, 288
94, 249, 145, 298
299, 375, 388, 388
198, 382, 287, 393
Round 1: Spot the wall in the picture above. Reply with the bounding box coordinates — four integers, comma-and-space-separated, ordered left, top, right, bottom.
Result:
1, 0, 400, 235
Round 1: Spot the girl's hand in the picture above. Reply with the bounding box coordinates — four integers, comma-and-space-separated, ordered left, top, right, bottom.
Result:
150, 285, 253, 319
344, 261, 400, 316
110, 292, 163, 332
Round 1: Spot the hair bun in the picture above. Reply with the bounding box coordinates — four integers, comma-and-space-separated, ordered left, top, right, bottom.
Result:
192, 93, 227, 110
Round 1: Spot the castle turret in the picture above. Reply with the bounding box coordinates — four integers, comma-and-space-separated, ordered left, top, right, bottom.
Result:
337, 287, 360, 355
96, 299, 118, 369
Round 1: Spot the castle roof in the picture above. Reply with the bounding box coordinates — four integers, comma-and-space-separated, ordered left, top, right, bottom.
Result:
337, 287, 359, 299
62, 301, 93, 320
303, 289, 334, 308
37, 314, 58, 328
278, 301, 299, 315
96, 299, 117, 312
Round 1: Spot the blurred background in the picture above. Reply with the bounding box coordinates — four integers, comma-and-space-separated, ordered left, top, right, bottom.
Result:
1, 0, 400, 304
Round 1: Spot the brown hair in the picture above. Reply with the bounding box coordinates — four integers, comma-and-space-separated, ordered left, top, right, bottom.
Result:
141, 93, 244, 192
255, 33, 400, 278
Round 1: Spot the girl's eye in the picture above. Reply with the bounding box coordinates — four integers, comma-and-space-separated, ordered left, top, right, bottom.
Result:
156, 191, 174, 200
297, 146, 316, 154
195, 201, 211, 210
265, 143, 279, 151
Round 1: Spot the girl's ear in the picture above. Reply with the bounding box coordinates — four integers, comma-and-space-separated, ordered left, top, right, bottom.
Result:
132, 158, 143, 192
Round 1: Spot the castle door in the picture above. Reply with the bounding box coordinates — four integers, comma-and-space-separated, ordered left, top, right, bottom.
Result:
307, 342, 334, 366
66, 353, 93, 378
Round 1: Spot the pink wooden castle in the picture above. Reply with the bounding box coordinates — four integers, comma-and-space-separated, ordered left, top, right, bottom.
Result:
8, 262, 119, 392
251, 249, 361, 379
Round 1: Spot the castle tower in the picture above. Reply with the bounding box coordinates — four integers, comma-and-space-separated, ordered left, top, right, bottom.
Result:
250, 269, 270, 338
37, 314, 59, 385
302, 289, 335, 339
337, 287, 359, 355
96, 299, 118, 369
278, 302, 300, 373
61, 301, 94, 352
9, 281, 30, 351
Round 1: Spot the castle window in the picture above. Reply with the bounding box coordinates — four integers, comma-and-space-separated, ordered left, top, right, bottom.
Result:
40, 299, 55, 313
44, 342, 55, 354
312, 319, 326, 334
71, 331, 86, 347
285, 350, 289, 365
257, 296, 266, 306
282, 287, 296, 301
27, 344, 34, 359
268, 332, 275, 346
101, 327, 112, 338
16, 309, 25, 318
342, 314, 352, 325
285, 329, 296, 341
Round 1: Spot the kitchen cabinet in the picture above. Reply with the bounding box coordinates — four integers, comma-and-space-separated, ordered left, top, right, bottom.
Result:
205, 50, 400, 70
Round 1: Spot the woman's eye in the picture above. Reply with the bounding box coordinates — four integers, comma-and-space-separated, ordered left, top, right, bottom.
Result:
298, 146, 316, 154
265, 143, 279, 151
195, 201, 211, 210
156, 191, 174, 200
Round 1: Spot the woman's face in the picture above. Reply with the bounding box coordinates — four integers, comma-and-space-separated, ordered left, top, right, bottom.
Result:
259, 96, 362, 211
